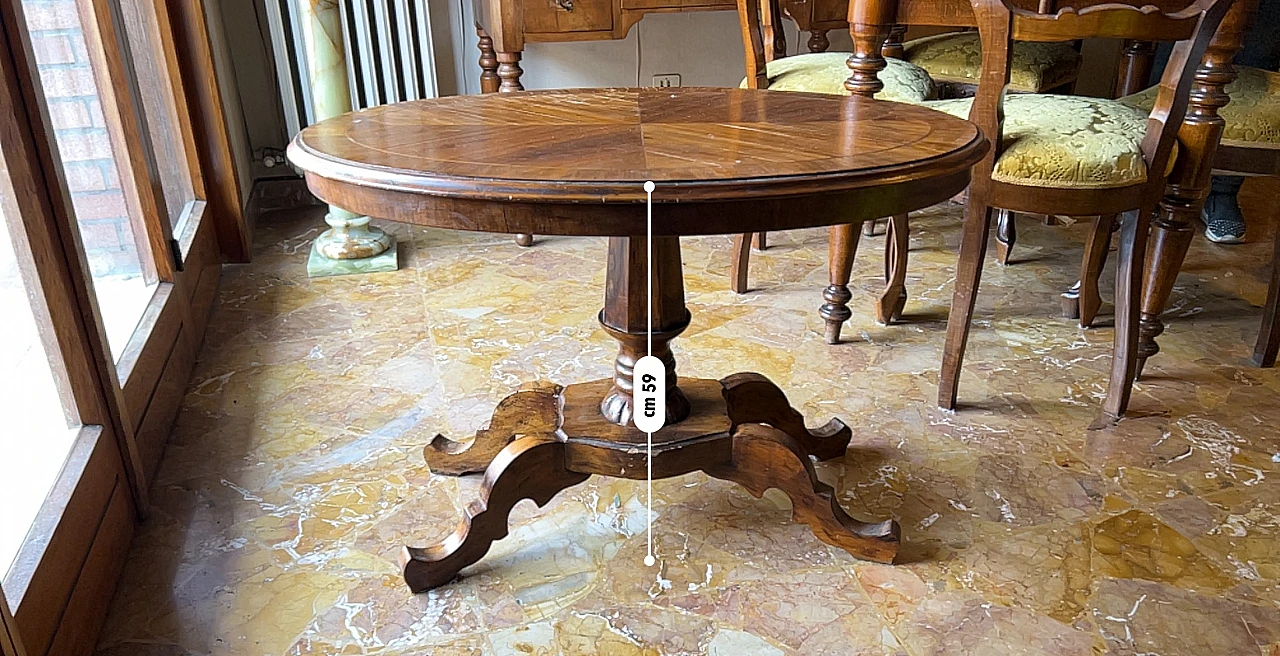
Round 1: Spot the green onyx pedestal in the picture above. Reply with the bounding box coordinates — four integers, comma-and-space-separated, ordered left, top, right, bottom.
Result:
307, 238, 398, 277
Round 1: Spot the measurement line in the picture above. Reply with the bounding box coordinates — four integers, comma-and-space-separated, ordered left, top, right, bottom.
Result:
644, 180, 655, 568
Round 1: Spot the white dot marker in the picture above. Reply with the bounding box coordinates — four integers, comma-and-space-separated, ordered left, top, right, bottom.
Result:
644, 180, 655, 193
645, 555, 656, 567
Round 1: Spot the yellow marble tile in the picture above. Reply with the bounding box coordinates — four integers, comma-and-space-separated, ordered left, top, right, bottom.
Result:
97, 182, 1280, 654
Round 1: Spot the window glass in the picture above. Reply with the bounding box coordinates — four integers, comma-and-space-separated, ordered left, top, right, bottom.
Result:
24, 0, 159, 359
0, 205, 81, 583
119, 0, 197, 232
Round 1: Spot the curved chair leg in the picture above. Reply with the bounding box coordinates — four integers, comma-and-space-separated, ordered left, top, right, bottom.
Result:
1062, 214, 1116, 328
402, 435, 590, 592
731, 233, 753, 293
721, 372, 852, 461
705, 424, 899, 564
425, 383, 562, 475
1254, 222, 1280, 367
877, 214, 910, 325
820, 224, 862, 344
939, 200, 996, 410
753, 232, 767, 251
995, 210, 1016, 265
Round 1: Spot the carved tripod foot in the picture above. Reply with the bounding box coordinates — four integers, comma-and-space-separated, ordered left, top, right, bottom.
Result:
424, 383, 562, 475
721, 372, 852, 461
706, 424, 899, 564
402, 435, 590, 592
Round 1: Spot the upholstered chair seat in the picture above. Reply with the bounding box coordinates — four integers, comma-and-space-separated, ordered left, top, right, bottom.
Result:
739, 52, 936, 103
926, 94, 1162, 188
1122, 66, 1280, 148
903, 32, 1082, 94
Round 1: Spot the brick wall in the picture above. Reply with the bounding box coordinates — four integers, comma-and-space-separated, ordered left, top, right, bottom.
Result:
26, 0, 142, 278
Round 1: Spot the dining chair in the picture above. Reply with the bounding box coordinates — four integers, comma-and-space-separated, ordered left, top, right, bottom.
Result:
1107, 63, 1280, 366
732, 0, 1096, 342
933, 0, 1235, 416
867, 17, 1084, 242
731, 0, 937, 314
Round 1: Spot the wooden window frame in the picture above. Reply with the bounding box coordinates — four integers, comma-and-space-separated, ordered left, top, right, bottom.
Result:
0, 0, 247, 652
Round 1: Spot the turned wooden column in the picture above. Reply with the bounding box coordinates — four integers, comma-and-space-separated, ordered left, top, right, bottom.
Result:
476, 27, 531, 246
497, 52, 524, 92
1115, 40, 1156, 97
818, 3, 894, 342
496, 54, 528, 246
476, 24, 500, 93
1134, 0, 1256, 379
846, 3, 891, 98
599, 236, 692, 426
882, 24, 906, 59
808, 30, 830, 53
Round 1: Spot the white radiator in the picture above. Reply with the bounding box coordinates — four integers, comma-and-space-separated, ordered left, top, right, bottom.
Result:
264, 0, 440, 137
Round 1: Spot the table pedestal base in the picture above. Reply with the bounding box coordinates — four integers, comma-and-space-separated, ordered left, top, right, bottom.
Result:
403, 374, 900, 592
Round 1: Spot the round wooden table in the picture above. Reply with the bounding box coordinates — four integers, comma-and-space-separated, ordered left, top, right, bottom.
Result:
288, 87, 987, 592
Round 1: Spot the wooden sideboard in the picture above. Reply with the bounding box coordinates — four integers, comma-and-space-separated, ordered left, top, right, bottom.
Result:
471, 0, 850, 91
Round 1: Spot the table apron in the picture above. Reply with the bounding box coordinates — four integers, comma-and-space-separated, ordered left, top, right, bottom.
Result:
302, 169, 972, 237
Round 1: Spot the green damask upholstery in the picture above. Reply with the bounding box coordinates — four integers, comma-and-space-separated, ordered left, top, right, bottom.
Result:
739, 52, 936, 103
903, 32, 1082, 94
1121, 66, 1280, 147
927, 94, 1156, 189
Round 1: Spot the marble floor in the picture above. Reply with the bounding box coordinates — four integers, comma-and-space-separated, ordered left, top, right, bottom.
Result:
95, 184, 1280, 655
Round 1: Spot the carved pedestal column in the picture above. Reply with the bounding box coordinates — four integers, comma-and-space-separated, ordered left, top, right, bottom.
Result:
599, 236, 691, 426
300, 0, 396, 277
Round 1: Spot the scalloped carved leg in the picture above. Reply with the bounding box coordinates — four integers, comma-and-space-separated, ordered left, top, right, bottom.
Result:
721, 372, 851, 461
705, 424, 899, 564
877, 213, 909, 325
424, 383, 562, 475
402, 435, 590, 592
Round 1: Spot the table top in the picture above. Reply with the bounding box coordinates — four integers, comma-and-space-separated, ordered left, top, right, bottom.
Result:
288, 88, 985, 205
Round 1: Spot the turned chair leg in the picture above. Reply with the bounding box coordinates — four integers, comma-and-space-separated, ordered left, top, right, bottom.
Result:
995, 209, 1016, 265
1062, 214, 1117, 328
876, 214, 909, 324
820, 224, 863, 344
731, 233, 753, 293
1103, 206, 1155, 418
939, 200, 996, 410
1254, 221, 1280, 367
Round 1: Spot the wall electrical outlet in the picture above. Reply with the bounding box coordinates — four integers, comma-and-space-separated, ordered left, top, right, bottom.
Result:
652, 74, 681, 88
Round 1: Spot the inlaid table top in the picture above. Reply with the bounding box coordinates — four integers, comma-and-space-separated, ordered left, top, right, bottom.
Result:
288, 87, 986, 233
